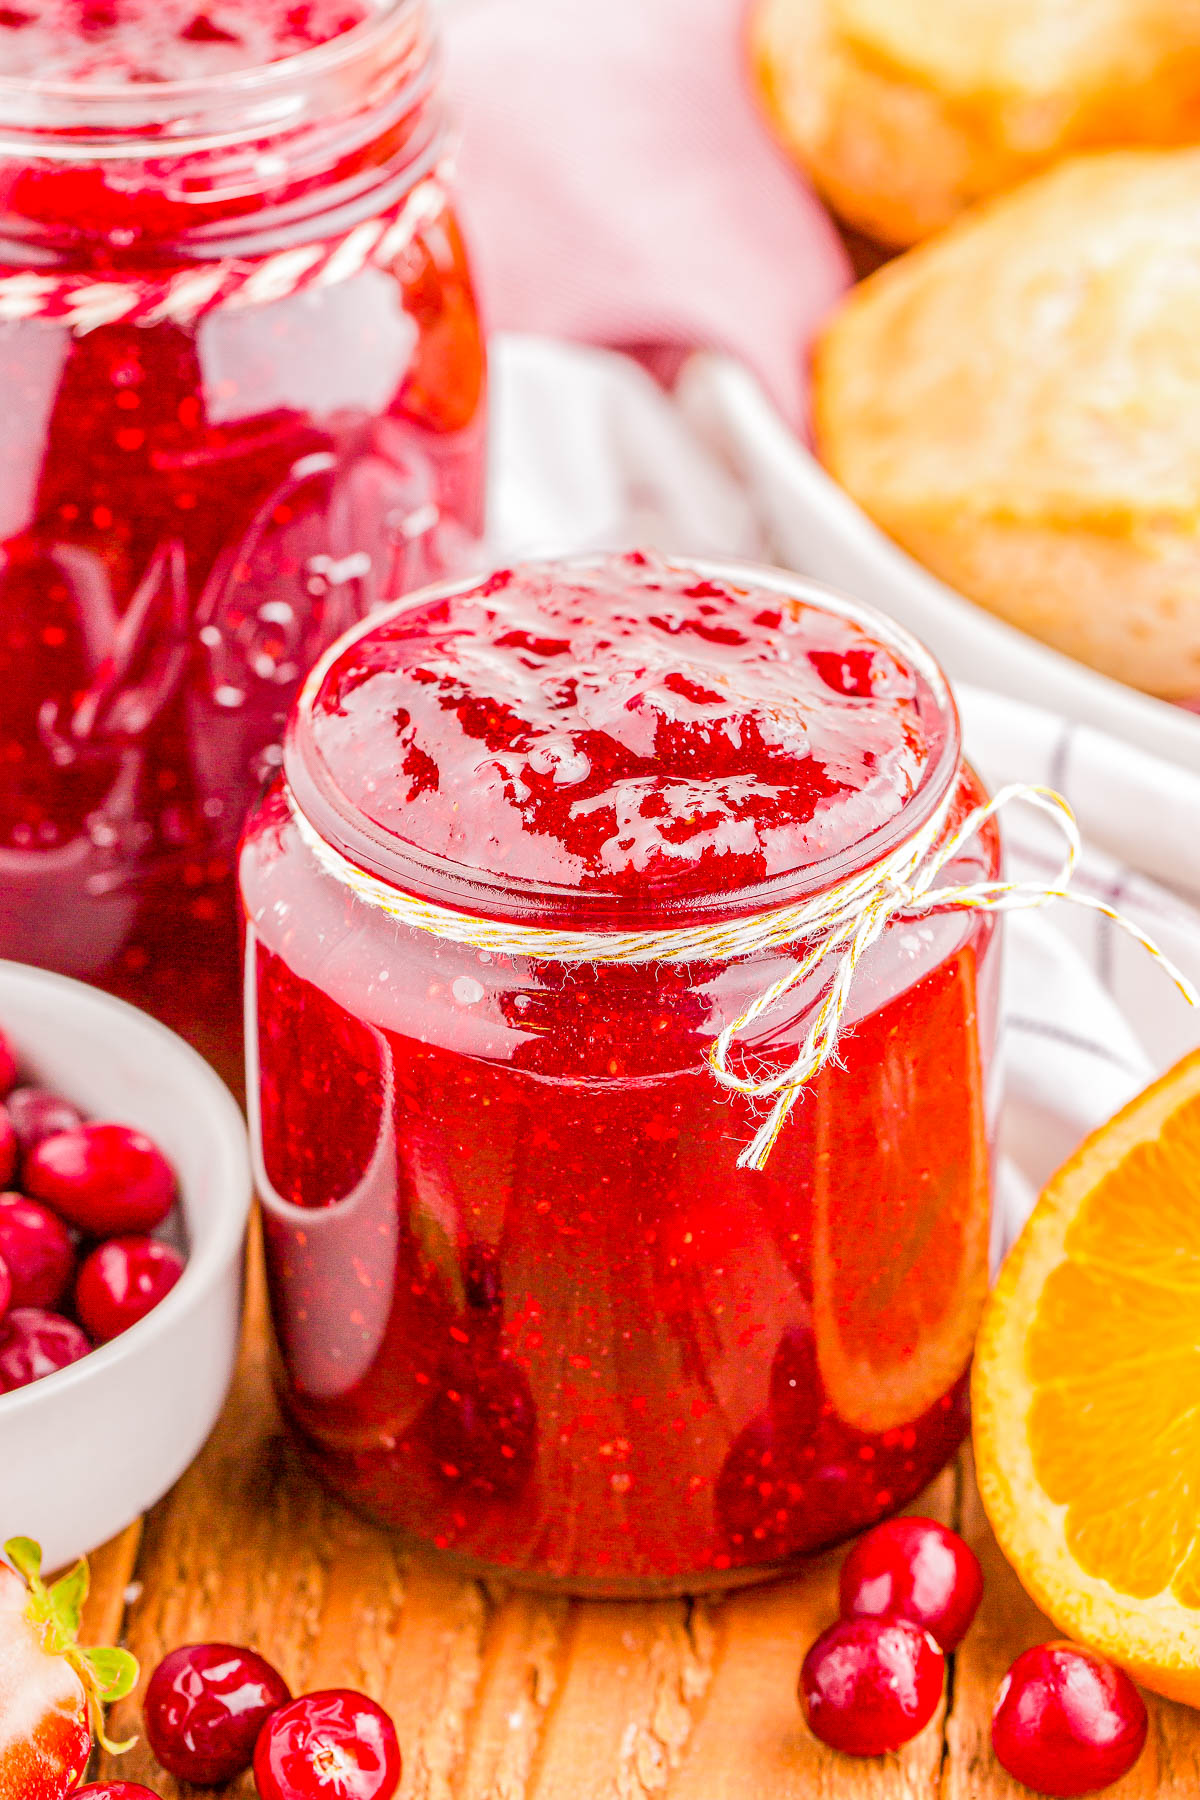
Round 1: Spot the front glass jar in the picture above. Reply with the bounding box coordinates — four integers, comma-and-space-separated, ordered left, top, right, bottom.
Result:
0, 0, 486, 1060
240, 552, 1001, 1595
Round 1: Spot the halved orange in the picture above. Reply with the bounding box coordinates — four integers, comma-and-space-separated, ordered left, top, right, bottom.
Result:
973, 1047, 1200, 1705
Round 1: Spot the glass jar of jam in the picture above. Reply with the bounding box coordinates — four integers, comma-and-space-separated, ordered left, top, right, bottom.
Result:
0, 0, 485, 1061
240, 552, 1001, 1595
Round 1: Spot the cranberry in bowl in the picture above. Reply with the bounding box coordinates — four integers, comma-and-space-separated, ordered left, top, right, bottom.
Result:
0, 961, 250, 1572
240, 552, 1001, 1594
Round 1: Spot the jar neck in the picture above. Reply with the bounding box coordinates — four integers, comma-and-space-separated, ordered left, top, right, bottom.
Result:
0, 0, 440, 264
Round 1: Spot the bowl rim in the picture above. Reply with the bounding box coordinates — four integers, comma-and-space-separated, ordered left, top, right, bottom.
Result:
0, 959, 250, 1420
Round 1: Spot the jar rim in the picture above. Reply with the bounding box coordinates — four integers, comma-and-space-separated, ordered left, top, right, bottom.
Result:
0, 0, 429, 148
284, 553, 966, 931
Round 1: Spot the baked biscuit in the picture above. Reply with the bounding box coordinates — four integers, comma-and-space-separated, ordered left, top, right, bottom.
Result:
752, 0, 1200, 246
812, 151, 1200, 700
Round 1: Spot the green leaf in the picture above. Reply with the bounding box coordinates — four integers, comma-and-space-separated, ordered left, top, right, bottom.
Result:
4, 1537, 43, 1588
80, 1645, 139, 1704
48, 1560, 88, 1639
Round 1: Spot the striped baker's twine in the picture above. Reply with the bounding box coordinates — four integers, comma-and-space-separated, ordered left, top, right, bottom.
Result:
0, 159, 451, 335
288, 782, 1199, 1171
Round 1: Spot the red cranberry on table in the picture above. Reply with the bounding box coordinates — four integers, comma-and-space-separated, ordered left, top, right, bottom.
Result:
0, 1193, 76, 1311
839, 1516, 984, 1652
145, 1641, 291, 1784
991, 1642, 1148, 1797
0, 1307, 91, 1392
0, 1029, 15, 1098
25, 1123, 175, 1236
75, 1237, 185, 1344
0, 1252, 9, 1326
5, 1087, 85, 1160
72, 1787, 163, 1799
254, 1689, 402, 1800
800, 1616, 945, 1756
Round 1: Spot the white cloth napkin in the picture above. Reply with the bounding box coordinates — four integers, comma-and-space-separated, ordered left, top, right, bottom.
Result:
486, 333, 1200, 1253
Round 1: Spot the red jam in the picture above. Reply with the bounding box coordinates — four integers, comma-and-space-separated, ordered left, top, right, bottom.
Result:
241, 554, 1000, 1593
0, 0, 373, 81
0, 0, 485, 1062
305, 558, 929, 900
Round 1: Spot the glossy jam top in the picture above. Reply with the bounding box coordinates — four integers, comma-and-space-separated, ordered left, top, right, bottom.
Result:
0, 0, 374, 83
296, 555, 946, 908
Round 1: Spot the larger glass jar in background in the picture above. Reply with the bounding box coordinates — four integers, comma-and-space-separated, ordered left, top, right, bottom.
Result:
240, 553, 1001, 1595
0, 1, 486, 1063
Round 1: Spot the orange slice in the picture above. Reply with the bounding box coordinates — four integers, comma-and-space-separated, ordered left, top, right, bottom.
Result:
973, 1047, 1200, 1705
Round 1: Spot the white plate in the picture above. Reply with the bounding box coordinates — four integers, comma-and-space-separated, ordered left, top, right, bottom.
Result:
0, 962, 250, 1572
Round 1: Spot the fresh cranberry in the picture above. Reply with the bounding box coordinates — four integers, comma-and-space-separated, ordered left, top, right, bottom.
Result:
768, 1320, 823, 1447
25, 1123, 175, 1236
72, 1786, 163, 1799
0, 1252, 9, 1326
5, 1085, 85, 1160
991, 1643, 1148, 1797
145, 1642, 292, 1784
0, 1029, 16, 1098
0, 1108, 15, 1189
75, 1236, 185, 1344
0, 1192, 76, 1309
840, 1516, 984, 1651
800, 1616, 944, 1756
421, 1345, 536, 1496
253, 1689, 401, 1800
0, 1306, 91, 1392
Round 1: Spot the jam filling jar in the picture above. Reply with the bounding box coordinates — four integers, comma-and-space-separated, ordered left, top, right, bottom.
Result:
240, 553, 1001, 1595
0, 0, 485, 1057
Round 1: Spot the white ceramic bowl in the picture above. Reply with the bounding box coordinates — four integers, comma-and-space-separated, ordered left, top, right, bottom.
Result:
0, 961, 250, 1571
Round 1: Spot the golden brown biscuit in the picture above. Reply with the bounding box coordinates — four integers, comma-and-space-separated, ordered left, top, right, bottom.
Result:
812, 151, 1200, 700
751, 0, 1200, 247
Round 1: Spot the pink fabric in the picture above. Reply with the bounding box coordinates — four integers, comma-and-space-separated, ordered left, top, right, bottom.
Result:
442, 0, 851, 425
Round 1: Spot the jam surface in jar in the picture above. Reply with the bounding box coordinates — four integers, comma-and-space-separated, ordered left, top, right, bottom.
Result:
242, 554, 1000, 1593
0, 0, 374, 81
0, 0, 486, 1064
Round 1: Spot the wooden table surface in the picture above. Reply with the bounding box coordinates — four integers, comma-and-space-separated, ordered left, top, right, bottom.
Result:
82, 1236, 1200, 1799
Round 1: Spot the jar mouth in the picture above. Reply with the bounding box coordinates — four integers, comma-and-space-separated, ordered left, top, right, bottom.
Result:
284, 555, 965, 932
0, 0, 429, 150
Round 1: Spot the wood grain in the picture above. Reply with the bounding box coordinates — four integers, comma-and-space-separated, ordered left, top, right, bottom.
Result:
87, 1237, 1195, 1798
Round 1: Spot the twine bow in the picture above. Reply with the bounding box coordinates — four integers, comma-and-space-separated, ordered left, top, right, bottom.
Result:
288, 782, 1199, 1171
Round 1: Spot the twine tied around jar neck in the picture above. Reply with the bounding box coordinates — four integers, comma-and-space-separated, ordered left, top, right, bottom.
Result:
0, 156, 451, 335
286, 782, 1199, 1172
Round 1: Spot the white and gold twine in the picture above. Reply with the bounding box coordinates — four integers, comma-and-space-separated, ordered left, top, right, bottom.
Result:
289, 782, 1199, 1171
0, 160, 451, 335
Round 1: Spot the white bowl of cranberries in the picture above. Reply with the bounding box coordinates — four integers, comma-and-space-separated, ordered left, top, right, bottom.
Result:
0, 960, 250, 1572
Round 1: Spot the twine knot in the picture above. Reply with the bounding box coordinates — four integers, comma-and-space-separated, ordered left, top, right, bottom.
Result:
287, 781, 1198, 1172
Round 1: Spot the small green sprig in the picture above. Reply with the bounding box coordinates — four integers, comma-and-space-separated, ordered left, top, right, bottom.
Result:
5, 1536, 139, 1755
